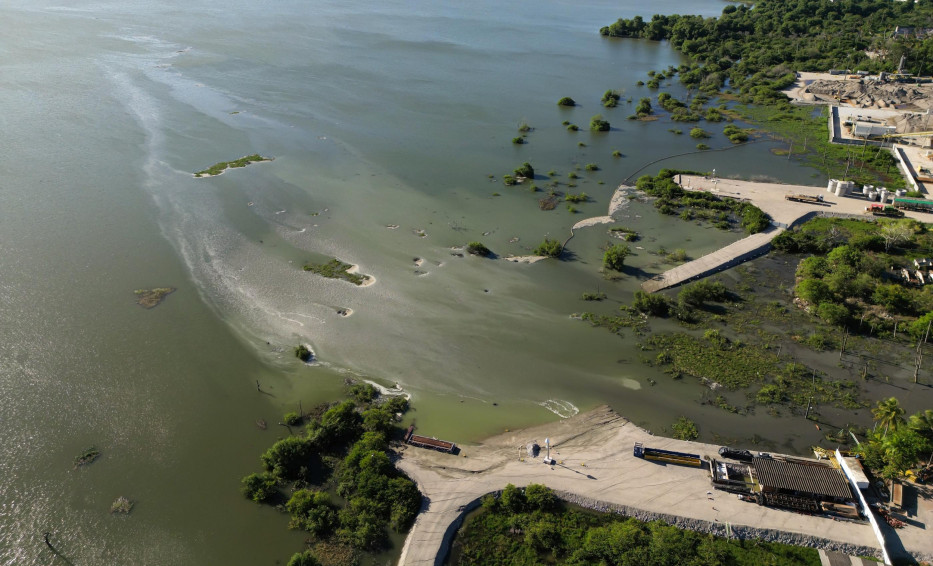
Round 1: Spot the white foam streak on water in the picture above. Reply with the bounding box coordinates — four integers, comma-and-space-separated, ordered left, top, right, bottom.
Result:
539, 399, 580, 419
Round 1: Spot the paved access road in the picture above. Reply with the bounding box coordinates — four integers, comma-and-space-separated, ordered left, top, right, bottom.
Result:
395, 406, 906, 565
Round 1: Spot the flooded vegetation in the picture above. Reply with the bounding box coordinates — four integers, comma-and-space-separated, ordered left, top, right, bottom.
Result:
193, 154, 272, 178
133, 287, 175, 308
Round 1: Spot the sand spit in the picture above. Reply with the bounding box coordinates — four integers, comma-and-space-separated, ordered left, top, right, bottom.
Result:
609, 184, 638, 216
572, 216, 613, 230
346, 264, 376, 287
394, 405, 926, 565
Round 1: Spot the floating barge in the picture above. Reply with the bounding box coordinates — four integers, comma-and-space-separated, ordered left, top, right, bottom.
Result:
405, 425, 456, 454
633, 442, 703, 467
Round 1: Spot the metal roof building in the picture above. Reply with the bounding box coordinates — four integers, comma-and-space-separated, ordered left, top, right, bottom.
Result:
753, 457, 854, 508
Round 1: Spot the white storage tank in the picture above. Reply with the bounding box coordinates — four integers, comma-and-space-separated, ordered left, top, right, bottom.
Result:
827, 179, 838, 193
868, 191, 878, 201
896, 189, 905, 197
879, 190, 888, 203
835, 185, 845, 197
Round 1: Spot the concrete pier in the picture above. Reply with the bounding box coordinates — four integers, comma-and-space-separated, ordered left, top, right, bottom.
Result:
641, 227, 782, 293
639, 175, 929, 293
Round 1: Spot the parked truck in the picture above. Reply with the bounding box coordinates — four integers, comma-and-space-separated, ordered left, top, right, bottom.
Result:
865, 203, 905, 217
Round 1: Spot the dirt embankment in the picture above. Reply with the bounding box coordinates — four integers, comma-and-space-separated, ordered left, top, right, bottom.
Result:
799, 79, 933, 111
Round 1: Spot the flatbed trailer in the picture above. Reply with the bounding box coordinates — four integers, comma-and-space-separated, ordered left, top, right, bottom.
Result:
893, 197, 933, 213
785, 194, 824, 204
634, 442, 702, 467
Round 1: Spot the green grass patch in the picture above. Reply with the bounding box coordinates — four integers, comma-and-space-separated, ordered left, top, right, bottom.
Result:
452, 487, 821, 566
737, 105, 905, 189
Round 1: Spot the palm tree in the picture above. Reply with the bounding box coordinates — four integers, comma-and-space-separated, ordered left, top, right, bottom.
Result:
909, 409, 933, 465
872, 397, 906, 437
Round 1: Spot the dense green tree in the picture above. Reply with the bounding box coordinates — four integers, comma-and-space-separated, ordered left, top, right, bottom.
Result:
349, 382, 378, 403
678, 280, 728, 307
816, 302, 849, 326
466, 242, 492, 257
362, 406, 396, 436
500, 483, 526, 514
557, 97, 576, 107
241, 472, 278, 503
796, 279, 831, 306
525, 484, 558, 511
603, 243, 630, 271
261, 436, 316, 480
909, 409, 933, 439
636, 97, 652, 116
308, 400, 363, 450
533, 238, 563, 258
286, 489, 337, 538
872, 284, 913, 314
632, 290, 670, 316
590, 115, 611, 131
286, 550, 321, 566
514, 162, 535, 179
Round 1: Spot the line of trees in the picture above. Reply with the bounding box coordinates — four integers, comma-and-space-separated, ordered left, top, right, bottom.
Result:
601, 0, 933, 104
241, 385, 420, 563
857, 397, 932, 481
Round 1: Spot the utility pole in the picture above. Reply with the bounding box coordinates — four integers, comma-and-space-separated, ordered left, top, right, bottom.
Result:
916, 334, 926, 384
805, 369, 817, 420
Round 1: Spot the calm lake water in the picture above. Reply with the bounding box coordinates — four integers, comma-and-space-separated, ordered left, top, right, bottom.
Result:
0, 1, 862, 564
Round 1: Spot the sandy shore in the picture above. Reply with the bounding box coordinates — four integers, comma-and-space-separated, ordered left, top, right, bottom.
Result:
502, 255, 548, 264
679, 175, 931, 224
396, 405, 931, 565
346, 264, 376, 287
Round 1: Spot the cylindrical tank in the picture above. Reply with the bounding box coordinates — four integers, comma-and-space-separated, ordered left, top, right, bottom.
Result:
879, 190, 888, 203
827, 179, 838, 192
868, 191, 878, 201
896, 189, 905, 197
835, 186, 845, 197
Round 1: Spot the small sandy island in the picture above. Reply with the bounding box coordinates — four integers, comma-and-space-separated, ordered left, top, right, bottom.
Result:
193, 154, 273, 178
346, 264, 376, 287
396, 405, 929, 565
502, 255, 548, 264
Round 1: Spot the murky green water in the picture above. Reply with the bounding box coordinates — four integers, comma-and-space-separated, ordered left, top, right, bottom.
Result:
0, 1, 854, 564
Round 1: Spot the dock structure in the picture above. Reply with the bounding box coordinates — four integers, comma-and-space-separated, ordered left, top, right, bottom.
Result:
641, 228, 782, 293
404, 425, 456, 453
640, 175, 932, 294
